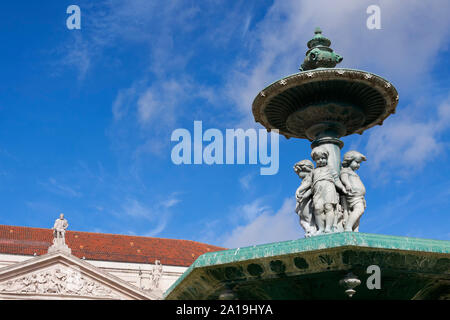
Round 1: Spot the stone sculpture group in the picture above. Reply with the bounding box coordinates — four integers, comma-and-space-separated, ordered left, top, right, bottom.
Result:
294, 147, 367, 237
0, 266, 119, 298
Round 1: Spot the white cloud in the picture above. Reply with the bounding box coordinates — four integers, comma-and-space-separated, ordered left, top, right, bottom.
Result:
162, 197, 181, 209
363, 192, 415, 233
365, 96, 450, 174
132, 137, 167, 159
122, 198, 153, 219
112, 86, 137, 120
58, 33, 92, 81
58, 0, 237, 80
240, 199, 270, 221
363, 179, 450, 237
222, 198, 303, 248
118, 195, 181, 236
136, 79, 187, 125
239, 173, 254, 190
108, 77, 193, 161
43, 178, 82, 198
241, 14, 252, 39
137, 89, 158, 123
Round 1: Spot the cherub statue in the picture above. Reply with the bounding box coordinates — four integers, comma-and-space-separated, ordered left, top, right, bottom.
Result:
340, 151, 367, 232
293, 159, 316, 237
310, 146, 347, 234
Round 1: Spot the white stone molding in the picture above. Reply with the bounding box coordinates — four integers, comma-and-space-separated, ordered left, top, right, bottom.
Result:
0, 251, 158, 300
0, 265, 121, 299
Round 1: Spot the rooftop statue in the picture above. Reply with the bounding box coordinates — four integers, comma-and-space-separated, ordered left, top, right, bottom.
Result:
53, 213, 68, 243
48, 213, 71, 254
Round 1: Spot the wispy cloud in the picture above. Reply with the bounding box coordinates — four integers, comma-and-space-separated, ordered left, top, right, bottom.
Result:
112, 79, 185, 128
365, 96, 450, 176
41, 178, 82, 198
26, 201, 61, 214
162, 198, 181, 209
222, 198, 303, 248
109, 77, 209, 160
60, 34, 91, 81
57, 0, 240, 80
112, 86, 137, 121
363, 179, 450, 239
239, 173, 254, 190
114, 194, 181, 237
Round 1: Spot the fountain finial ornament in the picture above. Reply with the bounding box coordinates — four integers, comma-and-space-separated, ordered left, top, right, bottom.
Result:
252, 28, 398, 237
300, 27, 343, 71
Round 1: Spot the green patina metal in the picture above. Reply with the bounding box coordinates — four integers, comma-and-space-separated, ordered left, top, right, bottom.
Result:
300, 27, 343, 71
164, 232, 450, 300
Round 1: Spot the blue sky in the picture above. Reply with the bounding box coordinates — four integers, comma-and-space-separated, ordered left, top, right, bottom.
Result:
0, 0, 449, 248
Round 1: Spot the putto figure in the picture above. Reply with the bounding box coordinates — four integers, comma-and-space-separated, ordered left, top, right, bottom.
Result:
310, 146, 347, 234
292, 148, 368, 237
293, 160, 316, 237
340, 151, 367, 232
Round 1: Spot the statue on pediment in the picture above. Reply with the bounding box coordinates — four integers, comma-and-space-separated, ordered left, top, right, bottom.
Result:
48, 213, 71, 254
53, 213, 68, 244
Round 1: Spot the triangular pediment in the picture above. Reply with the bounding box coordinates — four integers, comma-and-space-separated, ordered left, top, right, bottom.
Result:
0, 251, 158, 300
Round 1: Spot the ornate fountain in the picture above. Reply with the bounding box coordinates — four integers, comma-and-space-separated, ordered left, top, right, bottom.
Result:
165, 28, 449, 301
252, 28, 399, 236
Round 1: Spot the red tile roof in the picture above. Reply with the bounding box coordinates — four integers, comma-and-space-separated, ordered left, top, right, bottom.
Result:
0, 225, 225, 267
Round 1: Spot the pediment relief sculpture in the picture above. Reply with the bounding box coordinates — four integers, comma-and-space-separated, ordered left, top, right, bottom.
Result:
0, 265, 123, 299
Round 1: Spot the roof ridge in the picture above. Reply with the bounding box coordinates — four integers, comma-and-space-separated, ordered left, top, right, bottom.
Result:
0, 224, 225, 249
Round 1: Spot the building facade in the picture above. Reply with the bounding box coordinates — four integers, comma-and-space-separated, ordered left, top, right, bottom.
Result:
0, 224, 224, 300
